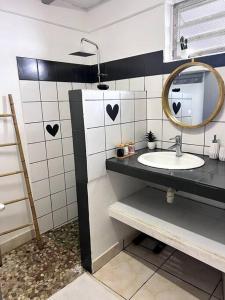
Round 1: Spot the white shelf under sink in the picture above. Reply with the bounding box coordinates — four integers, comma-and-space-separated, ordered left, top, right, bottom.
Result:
109, 187, 225, 273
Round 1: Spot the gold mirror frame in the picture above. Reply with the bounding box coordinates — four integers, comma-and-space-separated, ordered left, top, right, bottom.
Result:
162, 61, 225, 129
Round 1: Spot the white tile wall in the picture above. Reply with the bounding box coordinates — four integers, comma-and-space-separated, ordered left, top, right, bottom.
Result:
20, 80, 78, 233
83, 89, 147, 183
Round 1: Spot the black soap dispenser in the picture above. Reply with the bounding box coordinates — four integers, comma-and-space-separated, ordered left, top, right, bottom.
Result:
209, 135, 220, 159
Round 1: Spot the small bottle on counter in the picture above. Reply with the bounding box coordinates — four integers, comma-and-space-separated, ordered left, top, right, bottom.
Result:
123, 143, 129, 156
116, 144, 125, 158
209, 135, 220, 159
128, 142, 135, 154
219, 146, 225, 161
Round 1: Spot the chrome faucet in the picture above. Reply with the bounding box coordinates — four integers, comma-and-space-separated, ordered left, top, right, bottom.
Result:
168, 135, 183, 157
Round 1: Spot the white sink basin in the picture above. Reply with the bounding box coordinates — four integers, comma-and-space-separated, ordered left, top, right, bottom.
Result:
138, 152, 205, 170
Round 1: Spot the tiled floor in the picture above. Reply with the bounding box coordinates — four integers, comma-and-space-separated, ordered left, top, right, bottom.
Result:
0, 220, 82, 300
50, 236, 223, 300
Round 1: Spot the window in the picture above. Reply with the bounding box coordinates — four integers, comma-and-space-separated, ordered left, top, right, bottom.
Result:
164, 0, 225, 61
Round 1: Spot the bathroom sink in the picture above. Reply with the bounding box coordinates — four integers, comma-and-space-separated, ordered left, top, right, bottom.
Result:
138, 152, 205, 170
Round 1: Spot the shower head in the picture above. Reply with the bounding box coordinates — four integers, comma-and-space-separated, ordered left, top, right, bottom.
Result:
69, 51, 95, 57
71, 38, 108, 86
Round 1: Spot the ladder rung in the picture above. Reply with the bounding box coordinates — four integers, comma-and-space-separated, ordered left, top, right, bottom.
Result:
0, 142, 18, 148
0, 170, 23, 178
0, 114, 13, 117
4, 197, 28, 205
0, 223, 33, 236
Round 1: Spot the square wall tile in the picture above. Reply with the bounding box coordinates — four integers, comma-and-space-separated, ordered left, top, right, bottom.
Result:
57, 82, 72, 101
106, 149, 116, 159
87, 152, 107, 182
53, 207, 67, 227
82, 90, 103, 100
145, 75, 163, 98
135, 140, 147, 150
86, 127, 105, 155
30, 160, 48, 182
182, 144, 204, 155
135, 91, 147, 99
130, 77, 145, 91
104, 100, 121, 125
38, 213, 53, 233
64, 154, 75, 172
32, 179, 50, 200
46, 139, 63, 159
147, 98, 162, 119
59, 101, 71, 120
51, 190, 67, 211
62, 137, 74, 155
121, 123, 135, 143
60, 120, 72, 138
84, 100, 104, 128
28, 142, 46, 163
104, 91, 120, 100
42, 102, 59, 121
20, 80, 40, 102
35, 196, 51, 218
48, 157, 64, 177
121, 99, 134, 123
25, 122, 45, 144
116, 79, 129, 90
205, 121, 225, 146
182, 127, 205, 146
162, 120, 181, 142
67, 202, 78, 220
72, 82, 86, 90
105, 124, 121, 150
44, 121, 61, 141
106, 81, 116, 90
135, 99, 146, 121
23, 102, 43, 123
50, 174, 65, 194
135, 120, 147, 142
40, 81, 57, 101
147, 120, 162, 141
65, 171, 75, 188
120, 91, 134, 100
66, 187, 77, 205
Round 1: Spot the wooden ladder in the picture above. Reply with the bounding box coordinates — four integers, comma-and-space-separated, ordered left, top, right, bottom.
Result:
0, 94, 43, 266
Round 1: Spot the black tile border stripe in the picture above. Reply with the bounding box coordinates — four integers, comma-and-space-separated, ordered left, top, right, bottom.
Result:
17, 50, 225, 84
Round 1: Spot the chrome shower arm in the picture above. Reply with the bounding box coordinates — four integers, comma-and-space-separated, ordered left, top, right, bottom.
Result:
81, 38, 101, 83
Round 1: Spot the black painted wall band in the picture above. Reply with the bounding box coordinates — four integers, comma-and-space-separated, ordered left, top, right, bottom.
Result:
17, 50, 225, 83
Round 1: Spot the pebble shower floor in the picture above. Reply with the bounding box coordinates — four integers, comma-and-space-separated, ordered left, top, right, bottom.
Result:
0, 220, 83, 300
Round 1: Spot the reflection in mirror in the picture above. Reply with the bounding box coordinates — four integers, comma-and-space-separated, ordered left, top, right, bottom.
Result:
168, 66, 219, 126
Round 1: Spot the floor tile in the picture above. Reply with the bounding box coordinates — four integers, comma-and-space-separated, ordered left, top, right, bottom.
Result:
162, 251, 221, 294
94, 251, 157, 299
132, 270, 209, 300
126, 240, 174, 267
212, 281, 223, 300
49, 273, 123, 300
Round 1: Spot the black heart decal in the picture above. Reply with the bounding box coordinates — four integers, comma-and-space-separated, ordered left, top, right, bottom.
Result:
46, 124, 59, 137
106, 104, 119, 121
172, 102, 181, 115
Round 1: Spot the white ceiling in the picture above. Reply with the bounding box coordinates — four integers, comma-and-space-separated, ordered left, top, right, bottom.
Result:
49, 0, 110, 11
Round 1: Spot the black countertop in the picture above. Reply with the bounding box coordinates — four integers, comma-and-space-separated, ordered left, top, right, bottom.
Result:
106, 148, 225, 203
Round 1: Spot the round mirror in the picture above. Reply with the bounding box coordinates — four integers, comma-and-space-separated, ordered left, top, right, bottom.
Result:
162, 62, 225, 128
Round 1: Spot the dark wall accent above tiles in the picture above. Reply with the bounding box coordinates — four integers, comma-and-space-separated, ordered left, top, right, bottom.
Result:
17, 50, 225, 84
17, 57, 91, 83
